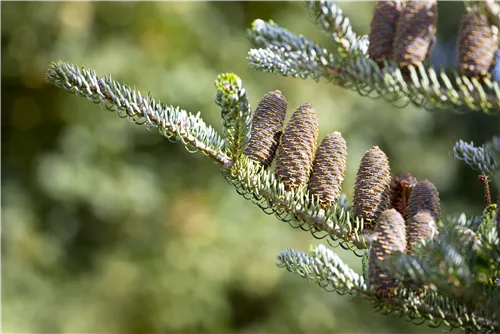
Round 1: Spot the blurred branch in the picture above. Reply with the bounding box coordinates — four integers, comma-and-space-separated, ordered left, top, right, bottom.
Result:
453, 137, 499, 177
46, 61, 232, 169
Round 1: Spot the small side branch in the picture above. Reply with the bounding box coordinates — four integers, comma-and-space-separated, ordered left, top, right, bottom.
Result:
46, 61, 233, 169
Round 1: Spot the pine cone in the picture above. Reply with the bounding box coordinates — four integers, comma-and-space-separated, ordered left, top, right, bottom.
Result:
308, 132, 347, 209
369, 209, 407, 296
407, 179, 440, 222
458, 7, 499, 78
245, 90, 288, 167
368, 1, 403, 65
406, 210, 439, 255
352, 146, 392, 229
389, 172, 417, 218
393, 0, 438, 68
276, 103, 319, 190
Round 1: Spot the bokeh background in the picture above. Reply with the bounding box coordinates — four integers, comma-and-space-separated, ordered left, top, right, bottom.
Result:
2, 1, 500, 333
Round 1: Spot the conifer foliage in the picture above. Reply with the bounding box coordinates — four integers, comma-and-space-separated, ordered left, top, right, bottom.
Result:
46, 0, 500, 332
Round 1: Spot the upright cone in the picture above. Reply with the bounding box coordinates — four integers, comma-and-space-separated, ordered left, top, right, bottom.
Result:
245, 90, 288, 167
308, 132, 347, 209
368, 1, 403, 65
406, 210, 439, 255
369, 209, 407, 296
458, 7, 498, 78
352, 146, 392, 229
393, 0, 438, 67
407, 179, 440, 222
389, 173, 417, 218
276, 103, 319, 190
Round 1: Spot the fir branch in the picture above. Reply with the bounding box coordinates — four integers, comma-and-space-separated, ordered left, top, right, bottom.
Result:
247, 7, 500, 114
278, 244, 498, 332
379, 288, 498, 333
304, 0, 369, 57
249, 19, 320, 52
453, 139, 498, 176
46, 61, 232, 169
387, 214, 500, 318
223, 156, 369, 250
47, 61, 370, 251
214, 73, 252, 162
277, 244, 368, 294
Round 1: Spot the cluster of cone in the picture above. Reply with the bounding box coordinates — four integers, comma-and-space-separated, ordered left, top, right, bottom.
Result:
245, 90, 347, 209
244, 91, 441, 296
369, 178, 441, 297
368, 0, 498, 78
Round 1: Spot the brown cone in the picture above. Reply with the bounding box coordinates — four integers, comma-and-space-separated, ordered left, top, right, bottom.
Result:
245, 90, 288, 167
369, 209, 407, 296
458, 7, 498, 78
389, 172, 418, 219
368, 1, 403, 65
308, 132, 347, 209
275, 103, 319, 191
407, 179, 440, 222
352, 146, 392, 229
406, 210, 439, 255
393, 0, 438, 67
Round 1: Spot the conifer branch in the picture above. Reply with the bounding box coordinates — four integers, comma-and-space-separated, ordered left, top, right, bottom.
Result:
223, 156, 369, 250
247, 1, 500, 114
386, 213, 500, 325
453, 138, 499, 176
279, 244, 499, 332
45, 61, 232, 169
277, 244, 368, 294
304, 0, 369, 57
46, 61, 371, 251
249, 19, 319, 52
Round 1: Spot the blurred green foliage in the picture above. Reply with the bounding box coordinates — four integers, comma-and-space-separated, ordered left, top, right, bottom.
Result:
2, 2, 499, 333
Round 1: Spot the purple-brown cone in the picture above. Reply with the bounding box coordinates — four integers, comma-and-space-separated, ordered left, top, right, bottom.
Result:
393, 0, 438, 67
352, 146, 392, 229
245, 90, 288, 167
458, 7, 498, 78
369, 209, 407, 296
368, 1, 403, 65
308, 132, 347, 209
275, 103, 319, 190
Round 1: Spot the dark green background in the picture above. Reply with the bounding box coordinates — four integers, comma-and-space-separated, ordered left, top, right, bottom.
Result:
2, 1, 499, 333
